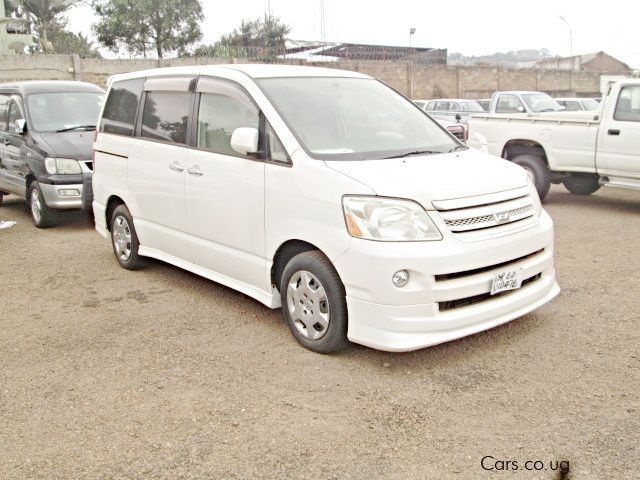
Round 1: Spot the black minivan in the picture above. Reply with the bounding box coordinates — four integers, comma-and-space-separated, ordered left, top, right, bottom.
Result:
0, 81, 105, 227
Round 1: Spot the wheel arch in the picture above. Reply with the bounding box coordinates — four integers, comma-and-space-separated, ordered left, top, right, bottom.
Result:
501, 139, 549, 166
105, 195, 126, 231
271, 239, 330, 292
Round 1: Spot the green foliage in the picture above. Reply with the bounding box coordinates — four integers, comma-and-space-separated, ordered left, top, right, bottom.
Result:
92, 0, 203, 58
9, 0, 80, 52
48, 22, 101, 57
188, 15, 289, 58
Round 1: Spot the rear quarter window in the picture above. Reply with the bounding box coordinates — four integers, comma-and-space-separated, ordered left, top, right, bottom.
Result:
100, 78, 144, 136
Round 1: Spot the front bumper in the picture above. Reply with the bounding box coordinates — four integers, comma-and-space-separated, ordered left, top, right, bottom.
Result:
333, 210, 559, 352
39, 172, 93, 210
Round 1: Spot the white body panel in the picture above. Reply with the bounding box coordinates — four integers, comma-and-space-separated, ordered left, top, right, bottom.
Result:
92, 64, 559, 352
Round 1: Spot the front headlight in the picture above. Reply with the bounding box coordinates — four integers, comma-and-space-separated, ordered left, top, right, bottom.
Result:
44, 157, 82, 175
528, 178, 542, 217
342, 196, 442, 241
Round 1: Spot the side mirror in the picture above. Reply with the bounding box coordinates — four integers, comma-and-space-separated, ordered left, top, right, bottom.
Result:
454, 113, 462, 122
516, 106, 525, 113
14, 118, 26, 134
230, 127, 259, 156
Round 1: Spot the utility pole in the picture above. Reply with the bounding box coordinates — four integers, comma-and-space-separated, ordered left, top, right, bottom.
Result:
559, 16, 573, 94
409, 27, 416, 99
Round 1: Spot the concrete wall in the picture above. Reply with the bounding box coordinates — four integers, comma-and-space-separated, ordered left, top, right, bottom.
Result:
0, 54, 605, 98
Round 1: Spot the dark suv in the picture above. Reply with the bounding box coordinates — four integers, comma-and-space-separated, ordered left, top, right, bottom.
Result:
0, 81, 105, 227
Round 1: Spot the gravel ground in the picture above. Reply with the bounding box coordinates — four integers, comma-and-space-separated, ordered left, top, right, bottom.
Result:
1, 185, 639, 479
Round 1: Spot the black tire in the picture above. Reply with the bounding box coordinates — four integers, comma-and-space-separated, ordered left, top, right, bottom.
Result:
280, 250, 349, 354
512, 154, 551, 201
563, 173, 601, 195
110, 204, 145, 270
28, 181, 56, 228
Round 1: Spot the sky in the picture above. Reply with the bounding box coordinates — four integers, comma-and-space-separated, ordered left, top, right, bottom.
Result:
67, 0, 640, 68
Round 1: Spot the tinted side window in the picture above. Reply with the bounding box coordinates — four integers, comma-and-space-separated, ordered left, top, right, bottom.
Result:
141, 92, 191, 144
614, 86, 640, 122
197, 92, 259, 156
7, 98, 24, 128
100, 78, 144, 136
425, 101, 436, 110
563, 101, 581, 111
435, 101, 448, 110
448, 102, 461, 111
0, 95, 9, 131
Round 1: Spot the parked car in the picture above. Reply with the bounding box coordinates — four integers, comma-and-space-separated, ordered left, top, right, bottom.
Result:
486, 91, 565, 114
477, 99, 491, 112
413, 101, 467, 141
555, 97, 601, 112
93, 65, 559, 353
421, 98, 485, 124
468, 80, 640, 200
0, 81, 105, 227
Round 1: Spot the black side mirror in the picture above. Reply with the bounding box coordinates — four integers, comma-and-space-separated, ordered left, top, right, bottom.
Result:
455, 113, 462, 122
14, 119, 26, 134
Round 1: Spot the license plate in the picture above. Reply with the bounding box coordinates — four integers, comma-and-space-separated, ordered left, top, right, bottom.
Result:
490, 269, 523, 295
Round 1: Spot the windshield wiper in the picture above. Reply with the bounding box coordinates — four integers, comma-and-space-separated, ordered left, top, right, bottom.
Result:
448, 144, 468, 153
56, 125, 96, 132
382, 150, 441, 159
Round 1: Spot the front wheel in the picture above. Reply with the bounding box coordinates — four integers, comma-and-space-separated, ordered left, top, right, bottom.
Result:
512, 154, 551, 201
280, 251, 348, 353
28, 181, 56, 228
563, 174, 601, 195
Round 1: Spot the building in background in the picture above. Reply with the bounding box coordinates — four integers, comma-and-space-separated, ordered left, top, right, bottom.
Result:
282, 39, 447, 64
536, 51, 631, 74
0, 2, 34, 54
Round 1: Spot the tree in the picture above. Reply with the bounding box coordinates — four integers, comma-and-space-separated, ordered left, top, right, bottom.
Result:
188, 15, 289, 59
48, 22, 101, 58
9, 0, 80, 52
92, 0, 203, 58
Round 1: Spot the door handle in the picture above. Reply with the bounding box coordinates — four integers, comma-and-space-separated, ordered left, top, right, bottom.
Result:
2, 139, 9, 145
608, 129, 621, 136
169, 162, 184, 172
187, 166, 204, 176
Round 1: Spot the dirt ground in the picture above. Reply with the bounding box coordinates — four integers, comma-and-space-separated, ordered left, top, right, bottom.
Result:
1, 185, 639, 479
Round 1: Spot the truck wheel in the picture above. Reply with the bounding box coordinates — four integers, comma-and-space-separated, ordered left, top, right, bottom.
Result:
563, 174, 601, 195
110, 204, 145, 270
280, 250, 349, 354
512, 155, 551, 200
28, 181, 56, 228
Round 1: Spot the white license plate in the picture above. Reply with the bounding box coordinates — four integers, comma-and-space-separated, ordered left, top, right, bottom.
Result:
490, 269, 523, 295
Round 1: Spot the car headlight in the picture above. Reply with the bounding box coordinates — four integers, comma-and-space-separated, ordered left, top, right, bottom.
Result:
45, 157, 82, 175
528, 178, 542, 217
342, 196, 442, 241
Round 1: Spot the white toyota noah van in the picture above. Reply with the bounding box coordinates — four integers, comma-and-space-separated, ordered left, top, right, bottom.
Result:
92, 65, 560, 353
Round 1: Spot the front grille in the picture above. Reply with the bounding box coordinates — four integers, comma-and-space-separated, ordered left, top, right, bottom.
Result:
444, 204, 534, 231
439, 274, 542, 311
436, 190, 536, 235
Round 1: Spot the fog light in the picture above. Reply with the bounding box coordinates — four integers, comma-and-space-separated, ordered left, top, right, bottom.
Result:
392, 270, 409, 287
59, 189, 80, 197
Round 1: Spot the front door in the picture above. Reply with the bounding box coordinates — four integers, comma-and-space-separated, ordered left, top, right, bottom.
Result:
597, 84, 640, 180
3, 96, 29, 194
185, 77, 266, 293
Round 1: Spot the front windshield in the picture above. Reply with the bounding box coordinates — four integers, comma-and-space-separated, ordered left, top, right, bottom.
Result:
460, 101, 485, 112
257, 77, 457, 160
581, 99, 600, 111
27, 92, 105, 132
521, 93, 563, 113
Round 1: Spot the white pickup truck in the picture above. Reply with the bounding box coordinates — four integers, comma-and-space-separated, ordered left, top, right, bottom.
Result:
468, 80, 640, 199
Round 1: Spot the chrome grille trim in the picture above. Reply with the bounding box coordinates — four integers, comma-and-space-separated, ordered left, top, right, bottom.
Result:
443, 204, 535, 232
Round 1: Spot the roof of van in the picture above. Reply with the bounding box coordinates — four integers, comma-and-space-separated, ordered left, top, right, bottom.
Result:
108, 64, 370, 84
0, 80, 105, 94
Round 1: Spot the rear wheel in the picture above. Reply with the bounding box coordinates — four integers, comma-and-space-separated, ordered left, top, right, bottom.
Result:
110, 204, 145, 270
280, 250, 348, 353
28, 181, 56, 228
512, 154, 551, 200
563, 173, 601, 195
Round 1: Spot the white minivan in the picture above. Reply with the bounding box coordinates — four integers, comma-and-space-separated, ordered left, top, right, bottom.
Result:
92, 65, 560, 353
